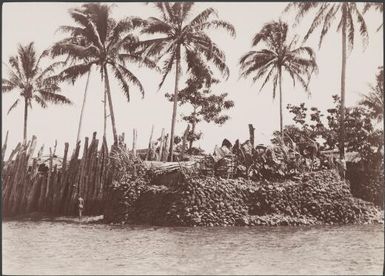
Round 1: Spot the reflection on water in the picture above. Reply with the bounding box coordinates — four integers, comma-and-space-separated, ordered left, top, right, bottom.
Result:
2, 220, 384, 275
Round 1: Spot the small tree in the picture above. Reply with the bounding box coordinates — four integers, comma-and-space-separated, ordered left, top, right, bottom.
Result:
166, 73, 234, 150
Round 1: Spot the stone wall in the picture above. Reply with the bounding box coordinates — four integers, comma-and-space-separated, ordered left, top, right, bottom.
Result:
104, 169, 383, 226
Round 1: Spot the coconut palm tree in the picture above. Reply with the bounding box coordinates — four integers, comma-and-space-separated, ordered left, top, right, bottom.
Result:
139, 2, 235, 161
239, 21, 318, 139
52, 3, 157, 144
360, 67, 384, 122
285, 2, 369, 161
2, 42, 71, 141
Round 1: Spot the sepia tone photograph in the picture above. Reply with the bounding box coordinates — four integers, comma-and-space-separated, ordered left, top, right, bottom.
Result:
1, 1, 384, 275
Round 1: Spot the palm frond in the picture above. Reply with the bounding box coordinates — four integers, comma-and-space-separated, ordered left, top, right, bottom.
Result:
319, 5, 340, 48
2, 78, 18, 93
111, 64, 131, 101
33, 95, 48, 108
7, 99, 20, 114
188, 8, 217, 29
58, 62, 94, 84
70, 10, 104, 50
303, 3, 329, 42
117, 64, 145, 97
192, 20, 236, 38
118, 53, 159, 71
351, 3, 369, 49
18, 42, 37, 79
38, 90, 72, 105
158, 50, 176, 89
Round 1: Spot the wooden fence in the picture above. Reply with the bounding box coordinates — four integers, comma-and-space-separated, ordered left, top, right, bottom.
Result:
2, 132, 113, 217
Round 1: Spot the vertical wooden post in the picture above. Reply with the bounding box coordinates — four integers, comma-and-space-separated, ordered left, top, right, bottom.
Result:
145, 125, 154, 161
132, 129, 137, 157
162, 134, 169, 162
2, 130, 9, 166
158, 128, 165, 161
181, 124, 190, 160
248, 124, 255, 149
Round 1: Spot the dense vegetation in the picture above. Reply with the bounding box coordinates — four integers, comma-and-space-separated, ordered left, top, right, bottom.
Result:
104, 150, 382, 226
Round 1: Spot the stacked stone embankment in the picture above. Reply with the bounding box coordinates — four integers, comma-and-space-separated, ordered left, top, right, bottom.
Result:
104, 169, 383, 226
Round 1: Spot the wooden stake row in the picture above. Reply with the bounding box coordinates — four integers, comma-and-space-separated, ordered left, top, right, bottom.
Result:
2, 133, 115, 217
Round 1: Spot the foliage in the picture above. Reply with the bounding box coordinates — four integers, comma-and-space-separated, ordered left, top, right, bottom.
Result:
166, 68, 234, 149
275, 92, 384, 206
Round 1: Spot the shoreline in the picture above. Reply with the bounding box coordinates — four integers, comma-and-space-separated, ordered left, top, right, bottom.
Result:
3, 213, 383, 227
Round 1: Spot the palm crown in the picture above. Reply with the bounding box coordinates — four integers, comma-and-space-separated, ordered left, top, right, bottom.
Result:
138, 2, 235, 160
2, 42, 71, 140
239, 21, 317, 137
240, 21, 318, 97
51, 3, 158, 143
285, 2, 369, 50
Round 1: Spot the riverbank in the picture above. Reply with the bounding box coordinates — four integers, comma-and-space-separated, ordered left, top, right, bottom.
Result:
103, 169, 384, 226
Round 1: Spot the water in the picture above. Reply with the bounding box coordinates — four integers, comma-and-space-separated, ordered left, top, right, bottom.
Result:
2, 220, 384, 275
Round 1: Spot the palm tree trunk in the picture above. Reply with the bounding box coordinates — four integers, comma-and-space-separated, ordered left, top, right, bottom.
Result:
76, 70, 91, 144
23, 97, 28, 142
168, 47, 181, 161
278, 66, 283, 140
104, 65, 118, 145
339, 6, 347, 162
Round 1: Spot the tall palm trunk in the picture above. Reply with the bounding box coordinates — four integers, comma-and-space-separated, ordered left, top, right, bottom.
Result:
76, 70, 91, 144
168, 47, 181, 161
339, 5, 347, 162
104, 65, 118, 145
278, 66, 283, 140
23, 97, 28, 142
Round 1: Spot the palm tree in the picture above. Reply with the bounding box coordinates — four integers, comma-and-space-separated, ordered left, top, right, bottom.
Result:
2, 42, 71, 141
239, 21, 317, 139
139, 2, 235, 161
52, 3, 157, 144
285, 2, 369, 161
360, 67, 384, 122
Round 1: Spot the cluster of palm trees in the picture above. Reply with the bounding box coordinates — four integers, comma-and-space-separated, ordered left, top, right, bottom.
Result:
2, 2, 383, 162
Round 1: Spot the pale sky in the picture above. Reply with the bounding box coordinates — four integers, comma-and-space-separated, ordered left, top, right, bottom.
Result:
2, 2, 383, 157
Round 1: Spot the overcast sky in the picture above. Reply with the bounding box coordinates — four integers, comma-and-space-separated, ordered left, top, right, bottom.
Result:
2, 2, 383, 157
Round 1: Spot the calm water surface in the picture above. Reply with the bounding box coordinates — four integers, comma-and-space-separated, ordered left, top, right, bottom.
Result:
2, 220, 384, 275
